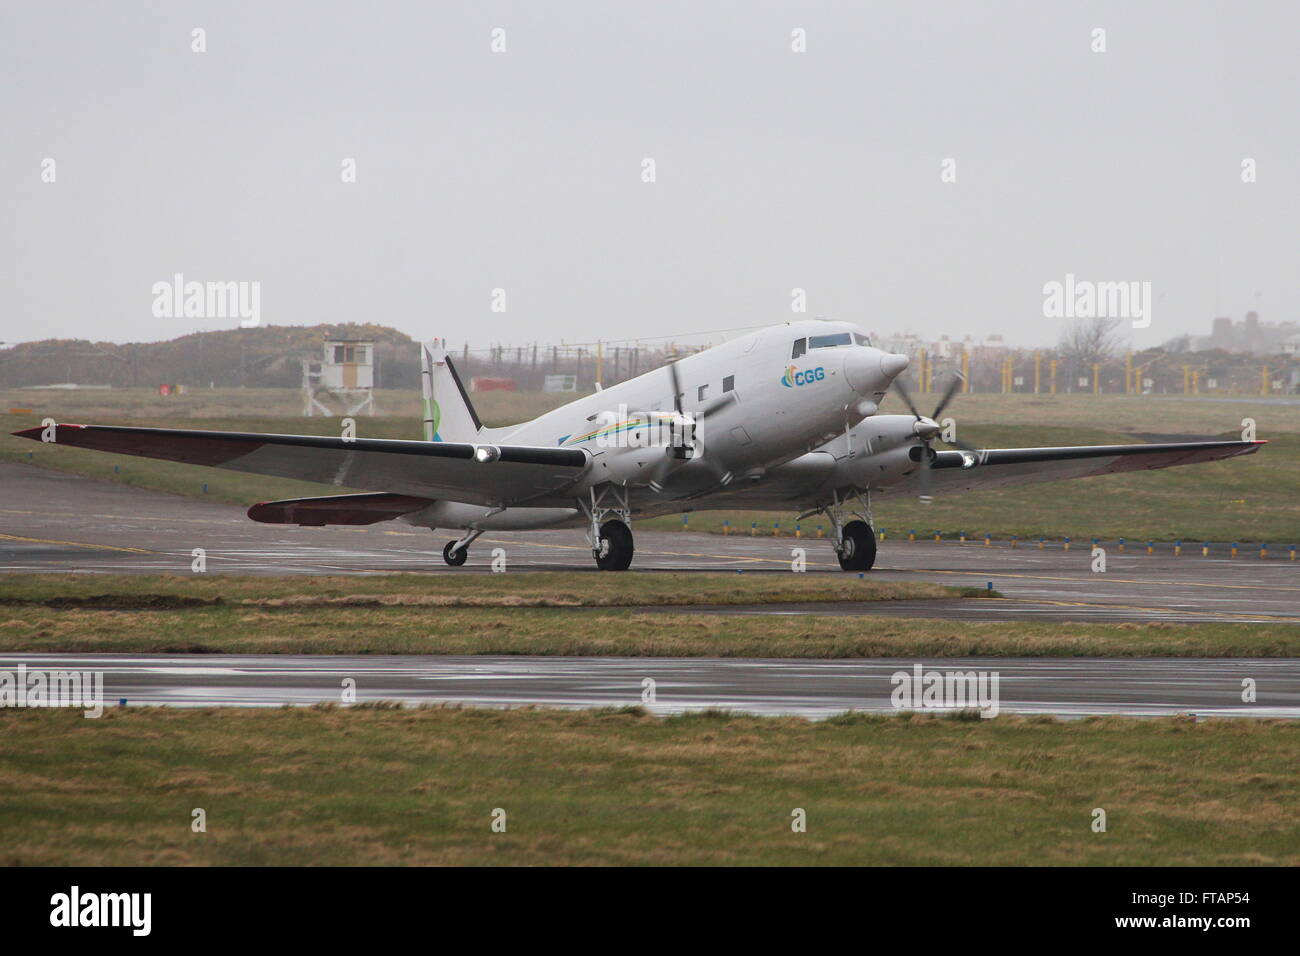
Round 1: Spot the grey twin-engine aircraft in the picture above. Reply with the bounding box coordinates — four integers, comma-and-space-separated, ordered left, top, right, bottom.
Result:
16, 319, 1262, 571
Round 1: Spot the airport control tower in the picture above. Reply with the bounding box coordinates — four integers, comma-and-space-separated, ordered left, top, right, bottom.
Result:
302, 339, 377, 416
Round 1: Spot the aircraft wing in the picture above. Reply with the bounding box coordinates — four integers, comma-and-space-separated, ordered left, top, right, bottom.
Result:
12, 424, 590, 507
878, 439, 1264, 497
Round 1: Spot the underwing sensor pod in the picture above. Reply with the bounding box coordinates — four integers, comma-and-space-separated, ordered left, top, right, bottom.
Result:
16, 320, 1263, 571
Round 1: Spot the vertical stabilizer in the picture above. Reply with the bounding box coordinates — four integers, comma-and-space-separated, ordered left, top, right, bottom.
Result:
421, 339, 483, 442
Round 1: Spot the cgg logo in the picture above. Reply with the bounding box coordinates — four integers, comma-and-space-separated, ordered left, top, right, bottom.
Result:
781, 365, 825, 388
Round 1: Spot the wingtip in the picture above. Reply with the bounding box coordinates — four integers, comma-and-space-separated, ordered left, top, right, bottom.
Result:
12, 423, 85, 440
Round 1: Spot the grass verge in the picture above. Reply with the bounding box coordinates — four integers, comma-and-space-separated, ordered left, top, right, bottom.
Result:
0, 572, 974, 608
1, 603, 1295, 658
1, 707, 1295, 865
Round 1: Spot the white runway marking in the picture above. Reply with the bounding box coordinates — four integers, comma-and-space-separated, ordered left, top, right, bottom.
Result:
5, 653, 1297, 719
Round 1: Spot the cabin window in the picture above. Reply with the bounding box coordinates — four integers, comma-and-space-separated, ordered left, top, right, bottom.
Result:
697, 384, 709, 402
809, 333, 852, 349
791, 338, 807, 359
722, 375, 734, 392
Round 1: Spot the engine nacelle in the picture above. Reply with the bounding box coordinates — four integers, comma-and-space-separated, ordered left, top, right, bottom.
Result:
825, 415, 924, 490
853, 415, 926, 455
586, 444, 674, 486
843, 443, 917, 487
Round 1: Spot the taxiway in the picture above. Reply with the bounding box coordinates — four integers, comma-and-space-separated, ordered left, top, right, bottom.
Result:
1, 463, 1296, 624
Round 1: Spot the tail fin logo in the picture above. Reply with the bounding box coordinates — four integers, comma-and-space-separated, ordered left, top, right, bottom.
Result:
425, 397, 442, 441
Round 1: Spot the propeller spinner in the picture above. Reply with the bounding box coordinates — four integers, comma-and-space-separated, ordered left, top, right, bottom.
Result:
892, 372, 980, 504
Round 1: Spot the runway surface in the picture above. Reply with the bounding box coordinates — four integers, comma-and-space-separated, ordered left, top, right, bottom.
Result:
4, 652, 1296, 719
2, 462, 1298, 624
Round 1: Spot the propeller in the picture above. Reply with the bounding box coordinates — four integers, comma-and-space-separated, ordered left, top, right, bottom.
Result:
583, 357, 739, 493
644, 358, 735, 491
892, 372, 980, 504
698, 389, 739, 417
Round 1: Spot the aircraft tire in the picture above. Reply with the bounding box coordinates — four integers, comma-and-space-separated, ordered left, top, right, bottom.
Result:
443, 540, 468, 567
837, 520, 877, 572
596, 519, 634, 571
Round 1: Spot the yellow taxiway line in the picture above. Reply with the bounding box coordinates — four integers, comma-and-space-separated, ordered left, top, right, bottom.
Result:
0, 532, 151, 555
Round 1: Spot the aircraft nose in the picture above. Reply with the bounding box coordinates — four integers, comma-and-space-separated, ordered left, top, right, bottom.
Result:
844, 348, 903, 394
880, 353, 909, 379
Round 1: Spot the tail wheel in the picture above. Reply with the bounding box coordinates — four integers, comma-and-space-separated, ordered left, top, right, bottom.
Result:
442, 540, 468, 567
837, 520, 877, 572
595, 519, 634, 571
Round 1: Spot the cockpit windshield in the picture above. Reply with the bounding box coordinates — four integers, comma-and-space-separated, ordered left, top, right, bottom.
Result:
853, 333, 872, 347
809, 333, 853, 349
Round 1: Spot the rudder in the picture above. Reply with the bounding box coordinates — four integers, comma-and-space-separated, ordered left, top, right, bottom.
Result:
421, 339, 483, 442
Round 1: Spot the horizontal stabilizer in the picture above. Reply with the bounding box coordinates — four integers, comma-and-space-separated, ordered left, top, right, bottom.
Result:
248, 492, 434, 526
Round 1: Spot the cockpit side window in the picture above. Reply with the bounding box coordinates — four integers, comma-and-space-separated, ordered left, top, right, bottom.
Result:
791, 338, 807, 359
853, 333, 872, 347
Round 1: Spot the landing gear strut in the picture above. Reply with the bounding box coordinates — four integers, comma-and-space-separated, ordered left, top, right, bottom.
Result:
806, 489, 877, 572
580, 485, 635, 571
441, 529, 482, 567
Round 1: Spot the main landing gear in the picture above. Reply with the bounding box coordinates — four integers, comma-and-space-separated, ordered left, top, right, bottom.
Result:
836, 519, 877, 572
581, 485, 635, 571
804, 490, 877, 572
595, 519, 634, 571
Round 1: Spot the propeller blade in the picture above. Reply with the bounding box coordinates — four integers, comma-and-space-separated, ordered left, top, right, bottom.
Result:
646, 434, 733, 493
691, 435, 734, 487
668, 361, 683, 414
697, 389, 738, 419
892, 377, 923, 420
918, 447, 934, 504
930, 372, 965, 420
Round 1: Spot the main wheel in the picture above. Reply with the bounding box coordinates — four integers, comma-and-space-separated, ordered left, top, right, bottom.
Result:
595, 519, 634, 571
442, 540, 468, 567
837, 520, 877, 572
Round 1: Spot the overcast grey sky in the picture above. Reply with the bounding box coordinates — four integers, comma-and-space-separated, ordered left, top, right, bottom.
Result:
2, 0, 1296, 351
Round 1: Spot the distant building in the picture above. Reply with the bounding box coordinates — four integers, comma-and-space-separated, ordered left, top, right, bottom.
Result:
1178, 312, 1300, 355
302, 338, 377, 416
